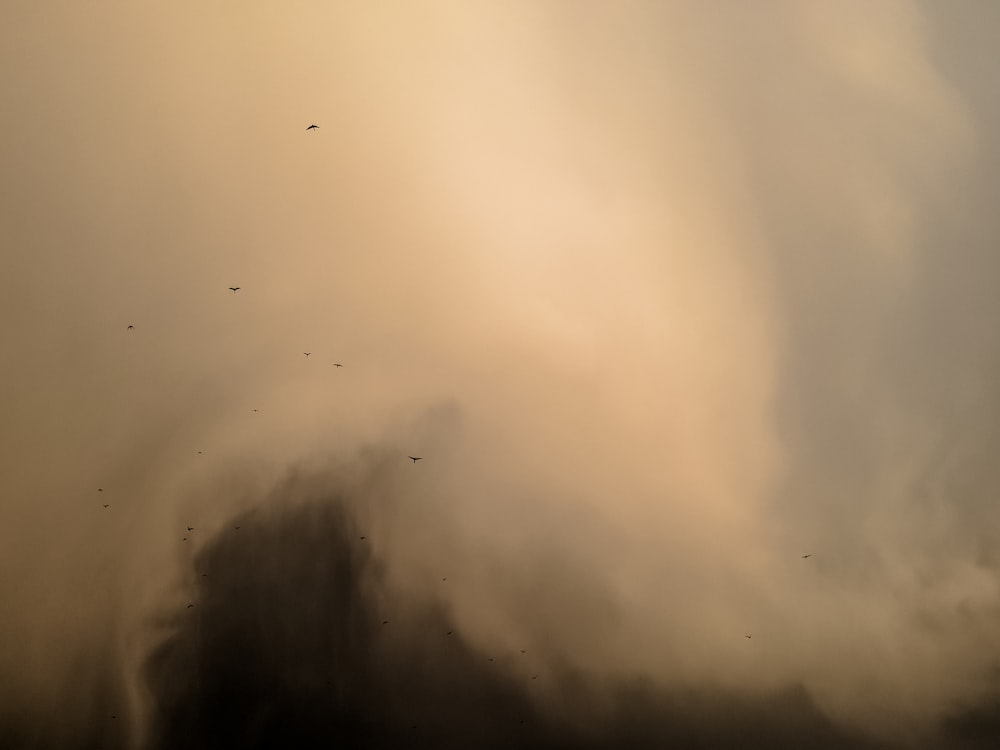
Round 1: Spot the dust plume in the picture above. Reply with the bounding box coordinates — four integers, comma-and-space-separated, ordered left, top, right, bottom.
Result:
1, 1, 999, 748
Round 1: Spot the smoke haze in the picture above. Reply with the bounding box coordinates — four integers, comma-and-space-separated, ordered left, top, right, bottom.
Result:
1, 1, 999, 747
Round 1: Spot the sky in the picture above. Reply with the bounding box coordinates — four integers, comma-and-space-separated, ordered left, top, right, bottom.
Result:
1, 1, 999, 748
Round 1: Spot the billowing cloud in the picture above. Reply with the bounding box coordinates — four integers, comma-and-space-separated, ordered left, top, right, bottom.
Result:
1, 1, 999, 748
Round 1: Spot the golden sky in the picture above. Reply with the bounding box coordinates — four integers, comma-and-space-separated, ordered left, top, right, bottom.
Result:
2, 2, 999, 747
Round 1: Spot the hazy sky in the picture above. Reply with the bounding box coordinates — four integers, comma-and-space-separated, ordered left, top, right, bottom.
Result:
2, 2, 999, 748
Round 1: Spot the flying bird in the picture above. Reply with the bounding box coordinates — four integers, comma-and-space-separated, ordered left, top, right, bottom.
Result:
126, 325, 134, 331
408, 456, 422, 463
382, 620, 389, 625
228, 286, 240, 293
801, 554, 812, 559
102, 504, 109, 509
97, 488, 103, 492
186, 604, 194, 609
303, 352, 311, 357
745, 634, 752, 639
187, 526, 194, 531
306, 124, 319, 130
332, 363, 344, 367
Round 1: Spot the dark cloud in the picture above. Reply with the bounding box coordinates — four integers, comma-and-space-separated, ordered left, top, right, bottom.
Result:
138, 471, 883, 750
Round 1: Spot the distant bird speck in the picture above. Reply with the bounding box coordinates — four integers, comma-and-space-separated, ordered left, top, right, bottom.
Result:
408, 456, 422, 463
360, 536, 366, 540
187, 526, 194, 531
306, 124, 319, 130
186, 604, 194, 609
488, 658, 494, 663
304, 352, 311, 357
745, 634, 752, 639
234, 526, 241, 530
332, 363, 344, 367
102, 504, 109, 509
801, 554, 813, 559
196, 451, 203, 455
126, 324, 134, 331
382, 620, 389, 625
97, 488, 103, 492
446, 631, 453, 636
228, 286, 240, 293
520, 650, 526, 654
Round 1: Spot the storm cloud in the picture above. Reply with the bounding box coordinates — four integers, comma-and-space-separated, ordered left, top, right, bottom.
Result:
1, 1, 999, 748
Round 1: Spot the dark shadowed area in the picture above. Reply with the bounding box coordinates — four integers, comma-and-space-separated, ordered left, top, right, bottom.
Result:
141, 468, 886, 750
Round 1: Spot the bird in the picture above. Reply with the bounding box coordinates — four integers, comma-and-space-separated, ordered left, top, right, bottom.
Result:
234, 525, 241, 530
306, 124, 319, 130
441, 577, 447, 581
531, 675, 537, 680
196, 451, 203, 455
102, 504, 110, 509
97, 488, 103, 492
408, 456, 422, 463
488, 658, 494, 663
187, 526, 194, 531
186, 604, 194, 609
201, 574, 208, 578
360, 536, 366, 540
745, 634, 752, 639
251, 409, 259, 413
520, 650, 526, 654
801, 554, 812, 559
382, 620, 389, 625
303, 352, 311, 357
228, 286, 240, 293
182, 537, 188, 541
446, 630, 453, 636
126, 324, 134, 331
332, 362, 344, 367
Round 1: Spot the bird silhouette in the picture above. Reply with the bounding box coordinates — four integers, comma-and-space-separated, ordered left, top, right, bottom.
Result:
446, 631, 453, 636
228, 286, 240, 293
306, 124, 319, 130
126, 324, 134, 331
234, 525, 241, 530
97, 488, 103, 492
187, 526, 194, 531
382, 620, 389, 625
745, 634, 752, 639
520, 650, 526, 654
488, 658, 494, 663
332, 363, 344, 367
360, 536, 366, 540
303, 352, 311, 357
186, 604, 194, 609
408, 456, 422, 463
196, 450, 203, 455
801, 554, 812, 559
251, 409, 259, 413
102, 504, 110, 509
